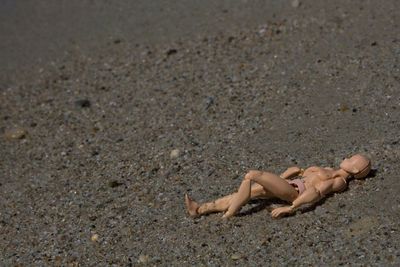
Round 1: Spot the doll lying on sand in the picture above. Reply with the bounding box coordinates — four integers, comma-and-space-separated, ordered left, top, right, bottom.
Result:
185, 154, 371, 219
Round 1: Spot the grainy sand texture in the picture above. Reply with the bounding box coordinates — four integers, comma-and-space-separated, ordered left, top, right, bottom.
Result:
1, 0, 399, 266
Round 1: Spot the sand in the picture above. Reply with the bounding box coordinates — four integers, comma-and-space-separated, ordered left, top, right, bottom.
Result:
1, 0, 400, 265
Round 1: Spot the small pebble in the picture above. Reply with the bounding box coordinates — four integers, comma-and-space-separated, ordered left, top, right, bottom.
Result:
75, 99, 91, 108
91, 234, 99, 242
4, 128, 27, 140
338, 104, 349, 112
231, 253, 242, 260
170, 149, 181, 159
205, 96, 214, 109
108, 180, 123, 188
166, 49, 177, 56
292, 0, 301, 8
138, 254, 150, 263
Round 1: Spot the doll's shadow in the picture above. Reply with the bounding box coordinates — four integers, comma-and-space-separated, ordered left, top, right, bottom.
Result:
366, 168, 377, 179
235, 198, 287, 217
236, 199, 273, 217
237, 197, 330, 218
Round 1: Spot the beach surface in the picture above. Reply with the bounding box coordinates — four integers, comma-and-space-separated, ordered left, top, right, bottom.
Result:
1, 0, 400, 265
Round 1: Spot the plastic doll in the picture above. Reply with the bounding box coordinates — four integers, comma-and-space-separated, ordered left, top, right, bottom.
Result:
185, 154, 371, 219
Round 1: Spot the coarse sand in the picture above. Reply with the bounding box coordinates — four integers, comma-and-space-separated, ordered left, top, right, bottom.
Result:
1, 0, 400, 265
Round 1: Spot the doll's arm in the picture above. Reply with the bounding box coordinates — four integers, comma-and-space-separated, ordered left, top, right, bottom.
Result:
279, 166, 304, 179
271, 186, 321, 218
292, 178, 346, 207
291, 186, 322, 208
271, 178, 346, 218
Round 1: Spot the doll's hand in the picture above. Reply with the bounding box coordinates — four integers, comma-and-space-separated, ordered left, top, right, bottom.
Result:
271, 206, 295, 218
280, 167, 303, 179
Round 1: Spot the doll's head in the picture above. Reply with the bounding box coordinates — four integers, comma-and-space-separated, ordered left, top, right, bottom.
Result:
340, 154, 371, 179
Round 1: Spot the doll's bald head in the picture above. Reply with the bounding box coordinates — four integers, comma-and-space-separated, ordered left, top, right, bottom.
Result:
340, 154, 371, 179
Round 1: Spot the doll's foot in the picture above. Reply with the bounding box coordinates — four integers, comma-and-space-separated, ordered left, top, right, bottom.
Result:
222, 210, 234, 219
185, 194, 200, 218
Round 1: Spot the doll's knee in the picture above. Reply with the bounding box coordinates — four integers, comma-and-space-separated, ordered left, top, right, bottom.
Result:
244, 170, 261, 180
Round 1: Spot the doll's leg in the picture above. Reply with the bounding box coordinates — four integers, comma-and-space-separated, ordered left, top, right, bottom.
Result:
185, 183, 269, 217
198, 194, 234, 214
185, 193, 236, 217
222, 179, 251, 218
223, 170, 298, 218
248, 171, 298, 202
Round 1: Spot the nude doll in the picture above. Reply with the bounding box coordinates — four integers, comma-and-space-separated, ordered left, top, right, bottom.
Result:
185, 154, 371, 219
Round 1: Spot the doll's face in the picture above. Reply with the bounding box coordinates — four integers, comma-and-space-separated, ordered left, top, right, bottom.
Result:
340, 154, 371, 178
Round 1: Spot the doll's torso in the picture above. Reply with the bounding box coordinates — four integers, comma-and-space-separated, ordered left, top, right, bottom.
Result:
302, 166, 342, 189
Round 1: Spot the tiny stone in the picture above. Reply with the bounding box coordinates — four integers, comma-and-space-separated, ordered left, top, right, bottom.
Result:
205, 96, 214, 109
91, 234, 99, 242
166, 49, 177, 56
108, 180, 123, 188
338, 104, 349, 112
231, 75, 239, 82
138, 254, 150, 263
292, 0, 300, 8
231, 253, 242, 260
314, 206, 326, 216
170, 149, 181, 159
75, 99, 91, 108
4, 128, 27, 140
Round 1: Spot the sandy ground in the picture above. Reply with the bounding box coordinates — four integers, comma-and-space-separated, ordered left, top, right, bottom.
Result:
1, 0, 400, 266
